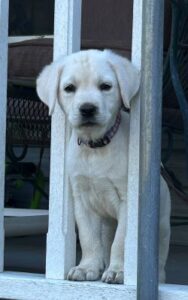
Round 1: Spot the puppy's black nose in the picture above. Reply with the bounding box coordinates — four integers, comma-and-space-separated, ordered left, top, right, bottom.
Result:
79, 103, 97, 117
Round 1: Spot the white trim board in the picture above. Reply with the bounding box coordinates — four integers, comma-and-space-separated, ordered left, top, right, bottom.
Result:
4, 208, 48, 217
4, 208, 48, 237
0, 272, 187, 300
8, 35, 53, 43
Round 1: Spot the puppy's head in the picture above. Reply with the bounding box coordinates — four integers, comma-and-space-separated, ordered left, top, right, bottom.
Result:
37, 50, 140, 140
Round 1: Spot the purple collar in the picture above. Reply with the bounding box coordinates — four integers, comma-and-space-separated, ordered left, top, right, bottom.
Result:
77, 112, 121, 148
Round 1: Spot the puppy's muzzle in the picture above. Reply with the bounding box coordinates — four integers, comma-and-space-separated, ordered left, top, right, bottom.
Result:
79, 103, 98, 118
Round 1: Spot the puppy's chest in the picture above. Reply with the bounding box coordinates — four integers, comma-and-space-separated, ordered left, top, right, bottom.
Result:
71, 175, 126, 219
68, 139, 127, 179
68, 134, 128, 219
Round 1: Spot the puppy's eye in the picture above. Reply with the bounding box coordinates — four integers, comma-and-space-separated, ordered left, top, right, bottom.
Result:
99, 83, 112, 91
64, 84, 76, 93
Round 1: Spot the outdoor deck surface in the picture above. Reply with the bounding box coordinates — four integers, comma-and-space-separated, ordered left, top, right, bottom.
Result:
3, 235, 188, 285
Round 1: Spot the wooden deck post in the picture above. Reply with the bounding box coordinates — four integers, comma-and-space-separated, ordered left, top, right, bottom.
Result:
45, 0, 82, 279
124, 0, 143, 286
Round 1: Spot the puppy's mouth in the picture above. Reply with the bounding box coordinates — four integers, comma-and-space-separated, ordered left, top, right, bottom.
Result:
79, 119, 98, 127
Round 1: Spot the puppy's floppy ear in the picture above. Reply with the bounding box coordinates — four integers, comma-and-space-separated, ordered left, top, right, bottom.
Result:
36, 59, 64, 115
104, 50, 140, 109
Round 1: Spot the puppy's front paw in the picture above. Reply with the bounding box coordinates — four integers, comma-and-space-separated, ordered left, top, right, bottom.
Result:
102, 269, 124, 284
67, 266, 101, 281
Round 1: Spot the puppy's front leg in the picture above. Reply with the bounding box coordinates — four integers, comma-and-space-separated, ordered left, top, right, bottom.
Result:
102, 204, 126, 284
67, 200, 104, 281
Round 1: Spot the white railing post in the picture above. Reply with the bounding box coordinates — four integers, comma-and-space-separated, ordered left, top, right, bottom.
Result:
0, 0, 9, 272
124, 0, 143, 286
45, 0, 82, 279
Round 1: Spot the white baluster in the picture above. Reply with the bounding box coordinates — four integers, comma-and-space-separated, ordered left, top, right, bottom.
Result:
124, 0, 143, 285
45, 0, 82, 279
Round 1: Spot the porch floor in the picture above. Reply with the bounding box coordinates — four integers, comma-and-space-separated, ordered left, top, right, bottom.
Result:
4, 235, 188, 285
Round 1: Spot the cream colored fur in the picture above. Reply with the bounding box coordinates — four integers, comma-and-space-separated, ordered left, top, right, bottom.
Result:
37, 50, 171, 284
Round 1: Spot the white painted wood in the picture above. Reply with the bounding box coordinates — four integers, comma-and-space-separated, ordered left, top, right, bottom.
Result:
0, 0, 9, 272
0, 272, 135, 300
0, 272, 187, 300
8, 35, 53, 43
124, 0, 142, 286
45, 0, 82, 279
159, 284, 188, 300
4, 208, 48, 217
4, 209, 48, 237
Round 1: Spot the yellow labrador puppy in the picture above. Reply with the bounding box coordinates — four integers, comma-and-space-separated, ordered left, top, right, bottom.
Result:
37, 50, 171, 284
